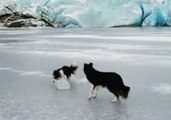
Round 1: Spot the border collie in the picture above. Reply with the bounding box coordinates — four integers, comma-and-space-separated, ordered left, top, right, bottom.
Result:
83, 63, 130, 103
53, 64, 78, 82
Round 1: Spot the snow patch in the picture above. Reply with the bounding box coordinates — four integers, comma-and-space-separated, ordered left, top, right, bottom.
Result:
0, 67, 12, 70
152, 83, 171, 94
13, 70, 50, 77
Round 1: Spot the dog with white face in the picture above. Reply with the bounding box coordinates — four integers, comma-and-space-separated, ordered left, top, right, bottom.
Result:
53, 64, 78, 89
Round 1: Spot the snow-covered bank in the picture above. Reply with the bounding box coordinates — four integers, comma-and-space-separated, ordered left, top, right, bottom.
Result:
0, 28, 171, 120
1, 0, 171, 27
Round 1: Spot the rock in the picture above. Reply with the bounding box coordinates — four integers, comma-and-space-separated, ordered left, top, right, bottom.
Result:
6, 19, 25, 27
5, 19, 46, 28
0, 14, 11, 22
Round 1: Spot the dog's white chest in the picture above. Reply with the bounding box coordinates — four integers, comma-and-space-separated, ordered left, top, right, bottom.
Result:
54, 78, 70, 90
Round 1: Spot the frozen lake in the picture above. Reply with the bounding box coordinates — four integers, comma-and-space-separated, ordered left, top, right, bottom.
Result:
0, 27, 171, 120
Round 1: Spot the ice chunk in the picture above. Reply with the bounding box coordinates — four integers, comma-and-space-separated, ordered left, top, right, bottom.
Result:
139, 3, 152, 25
143, 7, 166, 26
74, 1, 142, 27
65, 23, 80, 28
143, 1, 171, 26
0, 2, 19, 16
22, 4, 39, 19
36, 5, 80, 27
54, 79, 71, 90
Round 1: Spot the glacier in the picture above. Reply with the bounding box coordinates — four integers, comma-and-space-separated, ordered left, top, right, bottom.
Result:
0, 0, 171, 27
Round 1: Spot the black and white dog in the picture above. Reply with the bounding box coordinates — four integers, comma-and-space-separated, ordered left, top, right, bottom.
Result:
53, 64, 78, 82
83, 63, 130, 103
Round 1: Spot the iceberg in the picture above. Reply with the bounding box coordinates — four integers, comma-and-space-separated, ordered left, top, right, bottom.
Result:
0, 0, 171, 27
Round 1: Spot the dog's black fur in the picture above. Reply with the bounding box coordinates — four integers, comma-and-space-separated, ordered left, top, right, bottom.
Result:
83, 63, 130, 100
53, 64, 78, 81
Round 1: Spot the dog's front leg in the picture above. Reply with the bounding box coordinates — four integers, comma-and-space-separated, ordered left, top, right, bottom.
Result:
88, 85, 96, 100
92, 86, 101, 98
59, 70, 67, 79
111, 95, 118, 103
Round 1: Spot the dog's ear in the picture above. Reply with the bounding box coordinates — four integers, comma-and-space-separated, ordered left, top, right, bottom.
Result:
89, 63, 93, 66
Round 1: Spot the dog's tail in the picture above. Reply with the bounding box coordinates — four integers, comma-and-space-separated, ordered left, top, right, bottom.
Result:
121, 85, 130, 99
70, 64, 78, 74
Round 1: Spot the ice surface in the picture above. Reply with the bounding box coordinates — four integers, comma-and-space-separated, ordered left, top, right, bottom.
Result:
152, 83, 171, 94
1, 28, 171, 120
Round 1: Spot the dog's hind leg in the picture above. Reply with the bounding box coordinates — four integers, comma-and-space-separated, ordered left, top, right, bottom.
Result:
107, 86, 120, 103
111, 95, 118, 103
111, 92, 120, 103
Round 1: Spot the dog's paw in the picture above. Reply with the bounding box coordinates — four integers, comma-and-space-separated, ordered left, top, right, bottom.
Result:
111, 97, 118, 103
111, 100, 117, 103
88, 97, 92, 100
92, 95, 97, 98
88, 96, 97, 101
